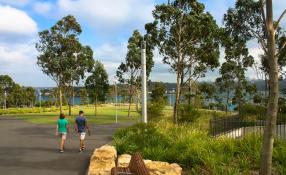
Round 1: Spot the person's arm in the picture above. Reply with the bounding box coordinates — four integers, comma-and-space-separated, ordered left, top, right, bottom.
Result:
85, 119, 91, 136
66, 121, 70, 133
74, 119, 78, 132
55, 124, 59, 136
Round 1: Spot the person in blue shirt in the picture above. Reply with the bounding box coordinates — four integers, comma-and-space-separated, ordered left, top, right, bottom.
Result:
75, 110, 90, 152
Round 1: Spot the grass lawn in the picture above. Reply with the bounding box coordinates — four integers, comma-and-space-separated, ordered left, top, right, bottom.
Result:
1, 104, 141, 124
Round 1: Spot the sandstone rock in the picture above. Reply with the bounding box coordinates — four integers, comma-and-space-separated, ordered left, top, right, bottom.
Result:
146, 161, 182, 175
88, 145, 117, 175
88, 146, 182, 175
117, 154, 182, 175
144, 159, 152, 165
118, 154, 131, 167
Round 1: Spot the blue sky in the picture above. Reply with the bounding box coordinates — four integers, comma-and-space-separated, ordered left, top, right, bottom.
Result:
0, 0, 285, 87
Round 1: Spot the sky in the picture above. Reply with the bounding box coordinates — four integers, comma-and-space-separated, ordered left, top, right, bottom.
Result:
0, 0, 285, 87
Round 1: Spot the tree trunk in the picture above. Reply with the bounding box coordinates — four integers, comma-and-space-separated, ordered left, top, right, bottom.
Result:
94, 95, 97, 117
128, 95, 132, 118
68, 101, 72, 116
188, 78, 192, 106
68, 89, 72, 116
59, 86, 63, 114
265, 73, 267, 106
226, 90, 230, 114
136, 89, 139, 112
127, 84, 132, 118
260, 1, 279, 174
173, 72, 181, 124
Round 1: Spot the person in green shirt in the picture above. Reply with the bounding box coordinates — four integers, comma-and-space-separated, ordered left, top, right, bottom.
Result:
56, 113, 69, 153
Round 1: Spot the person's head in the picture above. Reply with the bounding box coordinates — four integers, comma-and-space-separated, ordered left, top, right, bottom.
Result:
79, 110, 84, 116
59, 113, 65, 119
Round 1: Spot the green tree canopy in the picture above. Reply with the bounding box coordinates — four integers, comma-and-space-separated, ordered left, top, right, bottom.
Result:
145, 0, 220, 123
116, 30, 154, 117
36, 15, 94, 113
85, 60, 109, 103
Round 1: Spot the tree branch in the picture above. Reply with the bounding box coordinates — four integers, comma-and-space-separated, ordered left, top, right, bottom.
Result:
276, 39, 286, 57
248, 28, 268, 54
260, 0, 267, 31
275, 9, 286, 30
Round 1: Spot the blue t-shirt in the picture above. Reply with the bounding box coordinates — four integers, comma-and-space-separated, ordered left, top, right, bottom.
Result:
75, 116, 87, 133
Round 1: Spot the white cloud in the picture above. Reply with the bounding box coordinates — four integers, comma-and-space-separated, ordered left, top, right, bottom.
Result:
0, 5, 50, 87
33, 1, 53, 16
0, 5, 37, 37
0, 41, 55, 87
95, 43, 127, 62
94, 42, 127, 82
59, 0, 153, 22
35, 0, 154, 30
0, 0, 30, 6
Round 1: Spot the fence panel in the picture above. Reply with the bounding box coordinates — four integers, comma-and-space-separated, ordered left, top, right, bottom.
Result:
210, 113, 286, 139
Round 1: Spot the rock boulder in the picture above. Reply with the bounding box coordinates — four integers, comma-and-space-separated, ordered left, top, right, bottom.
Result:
88, 145, 117, 175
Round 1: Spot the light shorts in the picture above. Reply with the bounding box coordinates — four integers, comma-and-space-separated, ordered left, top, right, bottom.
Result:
60, 132, 67, 140
79, 132, 86, 140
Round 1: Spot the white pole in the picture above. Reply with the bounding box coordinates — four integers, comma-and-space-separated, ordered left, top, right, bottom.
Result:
39, 91, 42, 113
141, 41, 147, 123
114, 77, 118, 124
4, 90, 6, 110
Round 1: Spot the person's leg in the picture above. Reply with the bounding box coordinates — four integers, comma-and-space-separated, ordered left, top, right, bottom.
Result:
79, 133, 82, 151
79, 132, 86, 152
60, 134, 66, 152
81, 132, 86, 150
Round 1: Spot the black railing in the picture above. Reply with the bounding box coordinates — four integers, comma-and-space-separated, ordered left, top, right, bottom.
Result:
210, 113, 286, 139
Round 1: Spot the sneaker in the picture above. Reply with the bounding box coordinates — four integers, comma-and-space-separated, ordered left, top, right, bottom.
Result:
79, 149, 82, 152
81, 146, 85, 151
59, 150, 64, 153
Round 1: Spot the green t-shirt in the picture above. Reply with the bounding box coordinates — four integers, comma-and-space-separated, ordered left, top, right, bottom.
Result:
57, 119, 68, 133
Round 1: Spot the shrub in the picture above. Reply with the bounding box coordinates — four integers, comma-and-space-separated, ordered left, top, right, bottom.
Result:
178, 104, 201, 123
113, 121, 286, 174
240, 103, 266, 121
147, 102, 165, 121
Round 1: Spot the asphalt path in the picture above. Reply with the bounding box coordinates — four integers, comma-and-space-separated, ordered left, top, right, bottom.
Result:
0, 117, 131, 175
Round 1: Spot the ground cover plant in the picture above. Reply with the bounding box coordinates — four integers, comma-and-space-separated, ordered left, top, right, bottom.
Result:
114, 119, 286, 174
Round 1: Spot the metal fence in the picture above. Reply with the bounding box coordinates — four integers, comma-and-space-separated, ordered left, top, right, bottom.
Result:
210, 113, 286, 139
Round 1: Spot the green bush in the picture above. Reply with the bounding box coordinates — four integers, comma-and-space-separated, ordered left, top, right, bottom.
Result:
147, 102, 165, 121
113, 121, 286, 174
240, 103, 266, 121
178, 104, 201, 123
0, 106, 61, 115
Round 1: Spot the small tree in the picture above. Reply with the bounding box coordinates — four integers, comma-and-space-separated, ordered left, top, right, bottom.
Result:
85, 60, 109, 116
215, 76, 234, 113
199, 82, 216, 105
148, 82, 167, 121
7, 84, 24, 108
25, 87, 36, 107
116, 30, 154, 117
36, 15, 94, 114
0, 75, 14, 109
79, 88, 89, 105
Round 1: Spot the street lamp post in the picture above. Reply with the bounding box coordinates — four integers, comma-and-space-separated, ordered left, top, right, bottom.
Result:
4, 90, 7, 110
39, 90, 42, 113
38, 89, 42, 113
114, 76, 118, 124
141, 41, 147, 124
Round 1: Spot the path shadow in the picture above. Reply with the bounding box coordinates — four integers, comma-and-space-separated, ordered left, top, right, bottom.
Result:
0, 146, 90, 175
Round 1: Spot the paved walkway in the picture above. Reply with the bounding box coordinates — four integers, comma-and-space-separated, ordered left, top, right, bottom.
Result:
0, 117, 131, 175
